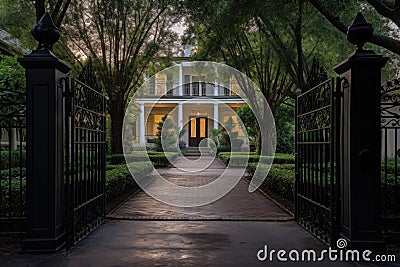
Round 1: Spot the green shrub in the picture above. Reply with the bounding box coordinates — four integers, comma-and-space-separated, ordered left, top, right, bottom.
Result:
107, 153, 148, 165
0, 150, 26, 170
217, 152, 294, 167
263, 165, 295, 201
382, 159, 400, 176
0, 161, 153, 217
246, 160, 400, 215
0, 167, 26, 179
273, 154, 295, 164
0, 175, 26, 217
105, 162, 152, 202
106, 152, 178, 167
247, 163, 295, 202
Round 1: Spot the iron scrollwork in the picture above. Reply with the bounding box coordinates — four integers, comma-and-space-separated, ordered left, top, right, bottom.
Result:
381, 78, 400, 127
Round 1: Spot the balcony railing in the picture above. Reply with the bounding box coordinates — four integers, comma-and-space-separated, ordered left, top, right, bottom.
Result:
142, 82, 238, 97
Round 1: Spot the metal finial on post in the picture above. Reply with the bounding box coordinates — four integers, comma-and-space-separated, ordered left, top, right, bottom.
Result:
346, 12, 374, 51
31, 12, 60, 50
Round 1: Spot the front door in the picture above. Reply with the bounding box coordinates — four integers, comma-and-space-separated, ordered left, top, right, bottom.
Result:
189, 117, 208, 147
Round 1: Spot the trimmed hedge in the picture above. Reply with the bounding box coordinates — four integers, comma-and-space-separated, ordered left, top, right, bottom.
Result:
1, 177, 26, 217
218, 152, 294, 167
106, 162, 153, 202
246, 163, 295, 203
0, 162, 153, 218
107, 152, 178, 167
0, 150, 26, 170
246, 160, 400, 216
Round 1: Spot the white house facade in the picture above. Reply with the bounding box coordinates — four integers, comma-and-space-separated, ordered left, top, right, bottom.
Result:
133, 61, 246, 148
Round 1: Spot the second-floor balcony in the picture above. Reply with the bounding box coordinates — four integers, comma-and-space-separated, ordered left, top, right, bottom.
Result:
138, 61, 243, 98
141, 82, 240, 98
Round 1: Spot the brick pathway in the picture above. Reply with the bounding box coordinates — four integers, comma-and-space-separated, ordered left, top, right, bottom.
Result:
108, 157, 292, 221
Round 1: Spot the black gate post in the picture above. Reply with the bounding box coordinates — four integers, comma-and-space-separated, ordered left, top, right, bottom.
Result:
334, 13, 388, 250
18, 13, 70, 252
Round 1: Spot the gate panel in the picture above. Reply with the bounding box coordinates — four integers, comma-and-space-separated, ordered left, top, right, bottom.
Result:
0, 82, 26, 234
295, 78, 340, 245
381, 78, 400, 233
65, 78, 106, 250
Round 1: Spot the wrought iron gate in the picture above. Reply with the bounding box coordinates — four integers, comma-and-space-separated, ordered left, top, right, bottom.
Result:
381, 78, 400, 234
64, 78, 107, 250
295, 78, 340, 245
0, 82, 26, 234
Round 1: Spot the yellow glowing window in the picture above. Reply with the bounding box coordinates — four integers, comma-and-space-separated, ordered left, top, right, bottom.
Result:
200, 118, 206, 137
191, 118, 197, 138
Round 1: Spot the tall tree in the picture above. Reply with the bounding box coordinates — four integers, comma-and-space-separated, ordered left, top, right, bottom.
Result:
184, 0, 297, 110
33, 0, 71, 27
0, 0, 36, 49
183, 0, 349, 154
63, 0, 180, 154
308, 0, 400, 55
184, 0, 339, 98
0, 0, 74, 52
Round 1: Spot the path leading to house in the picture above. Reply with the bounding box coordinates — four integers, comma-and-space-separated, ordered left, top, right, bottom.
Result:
107, 157, 292, 221
0, 157, 356, 266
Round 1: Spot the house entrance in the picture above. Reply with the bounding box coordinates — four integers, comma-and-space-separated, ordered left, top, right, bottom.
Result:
188, 116, 208, 147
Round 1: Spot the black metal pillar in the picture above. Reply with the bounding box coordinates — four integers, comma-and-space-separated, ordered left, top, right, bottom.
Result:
334, 13, 388, 250
19, 13, 70, 252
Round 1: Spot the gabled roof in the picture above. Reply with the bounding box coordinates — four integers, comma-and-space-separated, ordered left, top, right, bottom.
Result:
0, 29, 30, 56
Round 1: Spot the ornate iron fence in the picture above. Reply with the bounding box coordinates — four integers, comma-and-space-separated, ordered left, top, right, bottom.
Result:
0, 81, 26, 235
381, 78, 400, 234
64, 78, 107, 250
295, 78, 340, 245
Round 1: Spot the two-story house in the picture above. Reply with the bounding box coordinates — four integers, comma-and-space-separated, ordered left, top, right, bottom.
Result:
133, 58, 247, 148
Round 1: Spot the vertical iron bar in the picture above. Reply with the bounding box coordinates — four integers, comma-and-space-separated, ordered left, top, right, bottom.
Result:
8, 126, 12, 218
0, 126, 2, 217
307, 131, 311, 202
329, 78, 334, 245
102, 95, 106, 219
321, 130, 324, 205
384, 128, 388, 218
79, 123, 83, 207
311, 130, 314, 203
294, 99, 299, 221
88, 128, 92, 200
395, 128, 398, 217
19, 128, 23, 217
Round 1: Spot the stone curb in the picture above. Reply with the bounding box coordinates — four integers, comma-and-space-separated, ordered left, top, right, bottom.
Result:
105, 215, 294, 222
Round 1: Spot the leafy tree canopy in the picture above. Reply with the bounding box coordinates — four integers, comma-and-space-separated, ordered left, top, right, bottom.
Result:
0, 55, 25, 87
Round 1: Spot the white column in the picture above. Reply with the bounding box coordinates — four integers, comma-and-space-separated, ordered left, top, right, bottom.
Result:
178, 103, 183, 130
214, 66, 218, 96
139, 103, 146, 145
10, 128, 17, 151
179, 64, 183, 96
213, 102, 219, 130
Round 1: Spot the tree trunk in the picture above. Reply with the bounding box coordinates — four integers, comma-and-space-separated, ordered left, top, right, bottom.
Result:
109, 96, 125, 155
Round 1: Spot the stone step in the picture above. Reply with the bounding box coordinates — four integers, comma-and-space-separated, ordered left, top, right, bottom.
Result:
184, 147, 213, 156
